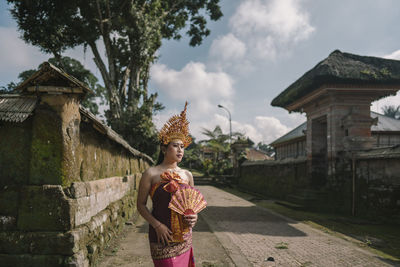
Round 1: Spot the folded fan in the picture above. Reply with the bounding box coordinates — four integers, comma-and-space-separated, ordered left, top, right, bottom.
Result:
168, 187, 207, 215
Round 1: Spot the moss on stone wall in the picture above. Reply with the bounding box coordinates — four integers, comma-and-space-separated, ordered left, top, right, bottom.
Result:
78, 122, 143, 181
17, 186, 73, 231
0, 185, 19, 217
30, 106, 65, 185
354, 158, 400, 219
239, 160, 309, 199
0, 120, 32, 187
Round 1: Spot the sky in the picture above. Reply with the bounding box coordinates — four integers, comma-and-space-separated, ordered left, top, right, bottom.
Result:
1, 0, 400, 145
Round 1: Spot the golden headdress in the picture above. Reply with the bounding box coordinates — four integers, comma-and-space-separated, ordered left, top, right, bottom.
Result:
159, 102, 192, 147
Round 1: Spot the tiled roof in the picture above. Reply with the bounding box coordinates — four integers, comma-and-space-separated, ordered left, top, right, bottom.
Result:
272, 50, 400, 108
371, 111, 400, 131
246, 148, 273, 161
270, 122, 306, 146
0, 95, 37, 122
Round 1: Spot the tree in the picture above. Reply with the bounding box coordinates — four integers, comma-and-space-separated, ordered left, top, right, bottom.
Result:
382, 105, 400, 119
7, 0, 223, 157
256, 142, 274, 154
0, 82, 18, 93
201, 125, 230, 161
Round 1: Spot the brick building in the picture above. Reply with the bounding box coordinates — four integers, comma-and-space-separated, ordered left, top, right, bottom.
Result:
271, 111, 400, 160
271, 50, 400, 179
239, 50, 400, 218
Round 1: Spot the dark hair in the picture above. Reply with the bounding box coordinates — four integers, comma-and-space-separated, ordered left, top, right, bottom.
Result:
156, 144, 167, 165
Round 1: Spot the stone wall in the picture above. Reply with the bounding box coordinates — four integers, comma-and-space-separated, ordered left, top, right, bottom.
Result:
0, 93, 151, 266
0, 118, 32, 187
238, 148, 400, 221
239, 158, 308, 199
353, 149, 400, 219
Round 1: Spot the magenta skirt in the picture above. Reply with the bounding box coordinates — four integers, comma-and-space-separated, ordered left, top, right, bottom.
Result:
153, 247, 195, 267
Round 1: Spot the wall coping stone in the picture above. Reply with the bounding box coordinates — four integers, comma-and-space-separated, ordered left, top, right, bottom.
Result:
242, 156, 307, 166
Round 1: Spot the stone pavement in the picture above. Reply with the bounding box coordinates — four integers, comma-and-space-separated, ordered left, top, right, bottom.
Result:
98, 200, 234, 266
198, 185, 395, 267
99, 185, 395, 267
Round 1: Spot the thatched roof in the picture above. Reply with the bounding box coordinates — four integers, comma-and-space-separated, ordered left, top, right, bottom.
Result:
15, 62, 92, 95
271, 50, 400, 108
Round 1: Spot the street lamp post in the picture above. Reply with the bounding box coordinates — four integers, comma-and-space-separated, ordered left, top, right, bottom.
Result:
217, 104, 232, 145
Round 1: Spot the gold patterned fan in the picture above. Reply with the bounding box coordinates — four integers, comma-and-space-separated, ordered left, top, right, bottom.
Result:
168, 187, 207, 215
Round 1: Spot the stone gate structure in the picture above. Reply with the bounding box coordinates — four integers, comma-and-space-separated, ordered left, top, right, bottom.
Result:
0, 63, 152, 266
240, 51, 400, 219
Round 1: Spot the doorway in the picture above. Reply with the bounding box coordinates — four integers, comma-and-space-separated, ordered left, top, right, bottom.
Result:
311, 115, 327, 187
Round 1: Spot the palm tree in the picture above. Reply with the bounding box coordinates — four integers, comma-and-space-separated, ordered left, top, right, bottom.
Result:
382, 105, 400, 119
200, 126, 230, 162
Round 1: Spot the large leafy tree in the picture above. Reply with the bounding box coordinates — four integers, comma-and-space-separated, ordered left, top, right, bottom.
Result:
7, 0, 222, 156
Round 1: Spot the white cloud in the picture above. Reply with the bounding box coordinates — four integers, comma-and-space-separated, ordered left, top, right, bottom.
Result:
150, 62, 234, 117
210, 33, 247, 62
254, 116, 291, 143
228, 0, 315, 60
371, 91, 400, 114
372, 49, 400, 113
383, 49, 400, 60
189, 112, 294, 145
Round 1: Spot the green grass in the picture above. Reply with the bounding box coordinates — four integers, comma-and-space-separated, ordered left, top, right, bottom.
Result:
188, 168, 204, 177
274, 242, 289, 249
221, 186, 400, 263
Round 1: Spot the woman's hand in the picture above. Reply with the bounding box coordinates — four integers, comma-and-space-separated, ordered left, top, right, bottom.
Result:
184, 214, 198, 228
154, 223, 173, 245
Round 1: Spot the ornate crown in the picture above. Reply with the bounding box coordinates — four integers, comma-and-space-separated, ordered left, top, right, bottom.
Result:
159, 102, 192, 147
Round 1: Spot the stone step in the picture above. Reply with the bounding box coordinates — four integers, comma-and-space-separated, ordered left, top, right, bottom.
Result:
194, 176, 213, 185
287, 194, 316, 206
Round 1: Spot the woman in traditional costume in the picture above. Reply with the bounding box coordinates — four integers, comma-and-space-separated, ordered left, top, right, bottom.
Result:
137, 102, 205, 267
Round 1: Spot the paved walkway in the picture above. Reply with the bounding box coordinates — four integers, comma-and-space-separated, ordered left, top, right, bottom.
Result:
98, 197, 234, 266
99, 185, 395, 267
199, 185, 394, 267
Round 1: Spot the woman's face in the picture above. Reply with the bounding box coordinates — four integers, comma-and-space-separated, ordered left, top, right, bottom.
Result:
164, 140, 185, 163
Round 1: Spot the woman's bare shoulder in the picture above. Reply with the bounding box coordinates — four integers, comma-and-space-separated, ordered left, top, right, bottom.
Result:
182, 168, 193, 177
180, 168, 194, 185
142, 166, 160, 179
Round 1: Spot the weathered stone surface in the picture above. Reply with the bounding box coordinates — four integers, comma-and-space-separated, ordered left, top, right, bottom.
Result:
0, 120, 32, 186
0, 186, 19, 216
17, 185, 74, 231
0, 231, 76, 255
0, 65, 151, 267
29, 106, 65, 185
70, 182, 88, 199
65, 250, 89, 267
0, 253, 65, 267
73, 176, 135, 226
0, 216, 16, 230
240, 159, 308, 199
